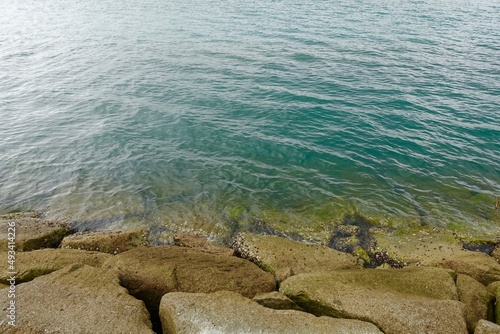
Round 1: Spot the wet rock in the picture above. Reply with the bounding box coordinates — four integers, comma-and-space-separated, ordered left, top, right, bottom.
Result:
0, 264, 154, 334
104, 245, 276, 328
60, 228, 148, 254
253, 291, 304, 311
159, 291, 384, 334
0, 248, 111, 284
280, 268, 468, 334
0, 214, 72, 251
231, 232, 361, 282
456, 274, 495, 332
475, 320, 500, 334
174, 232, 234, 256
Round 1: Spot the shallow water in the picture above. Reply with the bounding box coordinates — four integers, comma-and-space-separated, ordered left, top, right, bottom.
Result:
1, 0, 499, 238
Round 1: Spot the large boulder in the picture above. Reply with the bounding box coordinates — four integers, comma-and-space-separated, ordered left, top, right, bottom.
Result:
0, 264, 154, 333
475, 320, 500, 334
232, 233, 361, 282
0, 248, 111, 284
103, 245, 276, 323
160, 291, 384, 334
456, 274, 495, 332
60, 228, 148, 254
0, 213, 72, 251
280, 268, 468, 334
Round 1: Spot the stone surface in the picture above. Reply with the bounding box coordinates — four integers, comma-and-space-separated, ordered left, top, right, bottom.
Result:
456, 274, 495, 332
104, 245, 276, 323
174, 232, 234, 256
160, 291, 384, 334
475, 320, 500, 334
232, 232, 361, 282
280, 270, 468, 334
0, 213, 72, 251
491, 246, 500, 262
0, 264, 154, 334
60, 228, 148, 254
253, 291, 304, 311
0, 248, 111, 284
486, 282, 500, 325
432, 252, 500, 286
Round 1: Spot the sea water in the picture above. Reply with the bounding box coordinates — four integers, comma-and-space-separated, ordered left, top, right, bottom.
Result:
0, 0, 499, 239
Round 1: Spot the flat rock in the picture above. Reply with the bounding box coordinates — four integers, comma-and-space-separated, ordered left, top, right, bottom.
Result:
0, 213, 72, 251
280, 269, 468, 334
475, 320, 500, 334
174, 232, 234, 256
456, 274, 495, 332
60, 228, 148, 254
160, 291, 384, 334
0, 264, 154, 333
0, 248, 111, 284
253, 291, 304, 311
104, 245, 276, 323
232, 232, 361, 282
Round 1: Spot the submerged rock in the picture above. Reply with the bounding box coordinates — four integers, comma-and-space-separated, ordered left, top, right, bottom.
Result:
456, 274, 495, 332
0, 264, 154, 334
174, 232, 234, 256
231, 232, 361, 282
104, 245, 276, 326
0, 248, 111, 284
160, 291, 384, 334
280, 268, 468, 334
0, 213, 72, 251
60, 228, 148, 254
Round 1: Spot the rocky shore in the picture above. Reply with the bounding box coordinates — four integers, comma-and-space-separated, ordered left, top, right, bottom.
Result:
1, 212, 500, 333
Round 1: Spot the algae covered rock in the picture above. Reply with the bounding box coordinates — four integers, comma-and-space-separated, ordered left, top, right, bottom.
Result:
0, 213, 72, 251
160, 291, 384, 334
60, 228, 148, 254
280, 268, 468, 334
0, 264, 154, 334
456, 274, 495, 332
475, 320, 500, 334
434, 252, 500, 286
104, 245, 276, 324
486, 282, 500, 325
0, 248, 111, 284
232, 232, 361, 282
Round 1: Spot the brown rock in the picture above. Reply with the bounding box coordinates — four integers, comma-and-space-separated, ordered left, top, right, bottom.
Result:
475, 320, 500, 334
280, 270, 468, 334
174, 232, 234, 256
160, 291, 384, 334
253, 291, 304, 311
0, 248, 111, 284
60, 228, 148, 254
433, 252, 500, 286
104, 245, 276, 325
231, 232, 361, 282
456, 274, 495, 332
0, 214, 72, 251
0, 264, 154, 333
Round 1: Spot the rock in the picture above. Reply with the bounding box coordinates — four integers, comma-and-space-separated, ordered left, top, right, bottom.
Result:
492, 246, 500, 262
174, 232, 234, 256
475, 320, 500, 334
253, 291, 304, 311
486, 282, 500, 325
160, 291, 384, 334
433, 252, 500, 286
456, 274, 495, 332
104, 245, 276, 326
60, 228, 148, 254
280, 269, 468, 334
0, 214, 72, 251
0, 283, 8, 289
0, 264, 154, 333
231, 232, 361, 282
0, 248, 111, 284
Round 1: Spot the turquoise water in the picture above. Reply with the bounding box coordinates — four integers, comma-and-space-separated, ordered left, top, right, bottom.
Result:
1, 0, 499, 238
